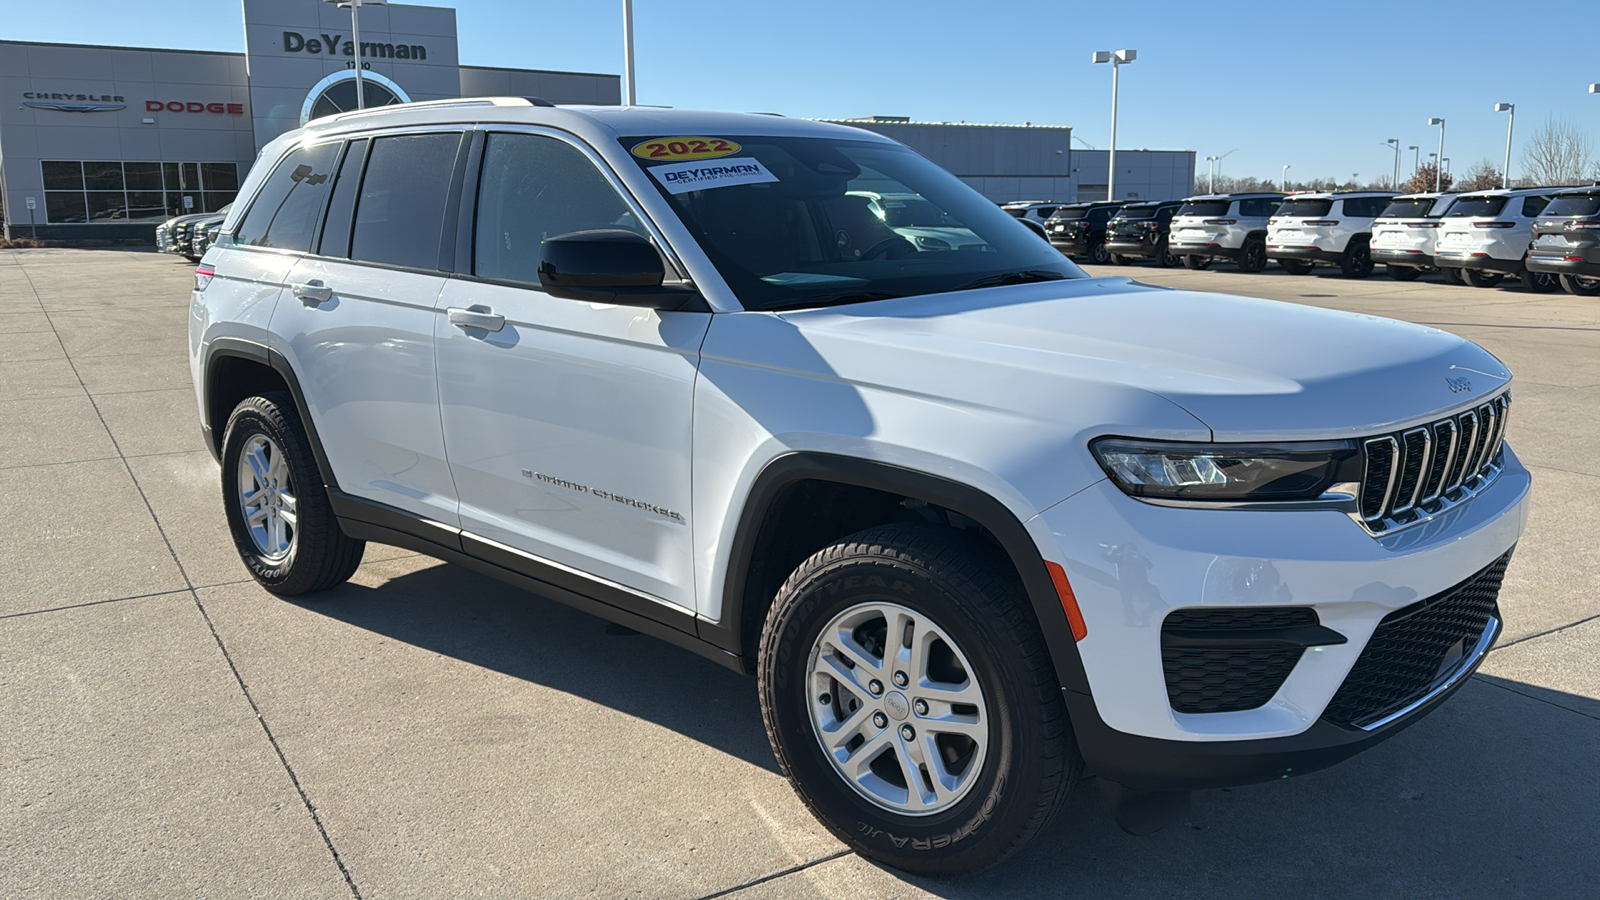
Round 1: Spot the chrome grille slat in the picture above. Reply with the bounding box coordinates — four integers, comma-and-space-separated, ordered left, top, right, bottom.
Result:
1355, 392, 1511, 535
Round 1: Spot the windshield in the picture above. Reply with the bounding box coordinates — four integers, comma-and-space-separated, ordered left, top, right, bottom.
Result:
1447, 197, 1508, 217
1380, 198, 1436, 218
1176, 200, 1230, 217
622, 135, 1083, 310
1275, 199, 1334, 218
1544, 194, 1600, 217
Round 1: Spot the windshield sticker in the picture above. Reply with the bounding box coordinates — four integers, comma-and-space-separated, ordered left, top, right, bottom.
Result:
649, 158, 779, 195
632, 136, 742, 161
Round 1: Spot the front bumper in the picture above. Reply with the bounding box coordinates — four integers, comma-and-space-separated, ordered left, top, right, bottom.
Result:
1033, 444, 1529, 789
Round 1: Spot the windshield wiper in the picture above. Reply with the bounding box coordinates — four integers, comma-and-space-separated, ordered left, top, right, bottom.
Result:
765, 291, 903, 312
956, 270, 1072, 291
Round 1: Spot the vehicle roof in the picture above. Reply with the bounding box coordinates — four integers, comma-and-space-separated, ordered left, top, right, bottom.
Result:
1549, 185, 1600, 195
1389, 192, 1454, 200
1453, 187, 1562, 198
1000, 200, 1058, 206
1180, 192, 1285, 200
1280, 191, 1396, 200
1061, 200, 1126, 208
298, 97, 895, 144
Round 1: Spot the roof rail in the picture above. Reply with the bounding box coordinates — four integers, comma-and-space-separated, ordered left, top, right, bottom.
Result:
321, 96, 544, 125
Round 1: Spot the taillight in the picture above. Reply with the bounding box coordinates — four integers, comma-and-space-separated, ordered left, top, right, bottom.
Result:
1202, 218, 1236, 225
1303, 220, 1340, 226
1409, 221, 1443, 228
1473, 222, 1515, 229
1565, 221, 1600, 230
194, 263, 215, 291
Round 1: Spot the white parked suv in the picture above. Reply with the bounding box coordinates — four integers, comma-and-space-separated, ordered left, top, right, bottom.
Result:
190, 99, 1529, 876
1267, 191, 1396, 277
1370, 192, 1458, 281
1435, 188, 1560, 292
1168, 192, 1284, 272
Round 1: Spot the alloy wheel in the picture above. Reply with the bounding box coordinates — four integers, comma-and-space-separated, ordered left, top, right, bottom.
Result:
237, 433, 297, 561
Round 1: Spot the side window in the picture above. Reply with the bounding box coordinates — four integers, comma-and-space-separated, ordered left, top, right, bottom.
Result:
1036, 206, 1058, 219
235, 142, 340, 251
349, 132, 464, 270
1349, 197, 1387, 218
1157, 205, 1175, 222
474, 132, 642, 287
1240, 198, 1278, 217
317, 138, 368, 257
1522, 196, 1550, 218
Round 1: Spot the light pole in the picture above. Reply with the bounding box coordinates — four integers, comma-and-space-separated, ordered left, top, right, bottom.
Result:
1443, 157, 1451, 180
622, 0, 636, 106
1385, 138, 1400, 189
1282, 164, 1290, 192
1092, 49, 1136, 201
1428, 117, 1446, 190
325, 0, 386, 110
1494, 103, 1514, 189
1409, 145, 1419, 177
1204, 155, 1217, 193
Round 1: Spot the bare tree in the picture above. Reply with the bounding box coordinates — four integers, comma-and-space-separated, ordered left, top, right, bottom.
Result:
1520, 116, 1594, 187
1456, 159, 1503, 192
1401, 164, 1452, 194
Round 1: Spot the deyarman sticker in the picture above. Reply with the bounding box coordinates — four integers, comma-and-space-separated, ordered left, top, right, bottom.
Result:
649, 158, 778, 195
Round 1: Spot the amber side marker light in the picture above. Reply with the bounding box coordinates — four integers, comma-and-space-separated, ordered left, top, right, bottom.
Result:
1045, 561, 1088, 641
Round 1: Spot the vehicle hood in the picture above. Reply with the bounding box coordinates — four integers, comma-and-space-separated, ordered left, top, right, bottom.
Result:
775, 276, 1509, 440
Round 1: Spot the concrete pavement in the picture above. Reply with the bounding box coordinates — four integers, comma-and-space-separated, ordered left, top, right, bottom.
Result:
2, 248, 1596, 898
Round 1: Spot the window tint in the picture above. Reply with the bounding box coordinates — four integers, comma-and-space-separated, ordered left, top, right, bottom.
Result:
1544, 193, 1600, 217
350, 132, 463, 270
317, 139, 368, 257
1178, 200, 1229, 217
1339, 197, 1389, 218
474, 133, 641, 286
1050, 206, 1091, 221
1276, 198, 1334, 218
1447, 196, 1507, 217
1087, 207, 1116, 224
1116, 205, 1158, 220
1521, 196, 1550, 218
235, 142, 340, 251
1239, 198, 1281, 217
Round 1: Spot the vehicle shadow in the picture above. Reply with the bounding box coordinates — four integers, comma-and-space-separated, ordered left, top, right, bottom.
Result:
292, 561, 1598, 897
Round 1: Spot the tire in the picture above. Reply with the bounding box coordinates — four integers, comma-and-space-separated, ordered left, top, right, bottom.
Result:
1460, 268, 1504, 288
1385, 264, 1421, 281
1089, 241, 1110, 265
1279, 259, 1315, 275
758, 524, 1079, 876
1237, 238, 1268, 273
1440, 266, 1464, 285
220, 393, 365, 595
1181, 254, 1211, 270
1338, 239, 1373, 278
1156, 240, 1178, 268
1519, 266, 1559, 293
1111, 254, 1135, 266
1561, 274, 1600, 296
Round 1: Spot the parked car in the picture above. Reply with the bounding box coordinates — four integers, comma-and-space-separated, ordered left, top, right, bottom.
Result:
1434, 188, 1559, 292
1168, 193, 1284, 272
1370, 193, 1458, 281
1045, 200, 1125, 263
1000, 200, 1068, 231
1266, 192, 1395, 277
849, 190, 988, 251
192, 99, 1527, 876
162, 208, 229, 260
1522, 186, 1600, 296
194, 218, 226, 257
1104, 200, 1184, 266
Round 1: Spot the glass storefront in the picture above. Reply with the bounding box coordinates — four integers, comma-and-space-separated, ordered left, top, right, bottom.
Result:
40, 160, 239, 223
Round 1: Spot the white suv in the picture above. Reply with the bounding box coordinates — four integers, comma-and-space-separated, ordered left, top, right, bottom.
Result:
191, 99, 1528, 876
1370, 193, 1458, 281
1267, 191, 1396, 277
1168, 192, 1284, 272
1435, 188, 1561, 292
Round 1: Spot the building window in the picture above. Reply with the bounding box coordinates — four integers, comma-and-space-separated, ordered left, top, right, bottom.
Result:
39, 160, 241, 223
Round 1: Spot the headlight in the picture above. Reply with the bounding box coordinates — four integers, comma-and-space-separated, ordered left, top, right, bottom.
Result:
1090, 437, 1359, 502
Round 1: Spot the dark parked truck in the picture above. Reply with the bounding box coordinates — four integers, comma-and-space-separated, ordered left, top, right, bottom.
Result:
1046, 201, 1125, 263
1104, 200, 1183, 266
1525, 187, 1600, 296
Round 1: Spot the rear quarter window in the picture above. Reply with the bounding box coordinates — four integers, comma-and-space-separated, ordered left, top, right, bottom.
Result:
348, 132, 465, 270
1239, 198, 1281, 217
1521, 196, 1551, 218
1338, 197, 1389, 218
235, 142, 341, 252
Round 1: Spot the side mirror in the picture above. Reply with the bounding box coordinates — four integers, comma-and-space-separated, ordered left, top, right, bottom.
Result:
537, 229, 698, 310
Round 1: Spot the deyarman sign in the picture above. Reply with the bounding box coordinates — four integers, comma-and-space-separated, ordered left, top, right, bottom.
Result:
281, 30, 428, 60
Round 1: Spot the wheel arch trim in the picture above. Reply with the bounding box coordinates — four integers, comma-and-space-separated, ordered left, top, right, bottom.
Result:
203, 337, 340, 492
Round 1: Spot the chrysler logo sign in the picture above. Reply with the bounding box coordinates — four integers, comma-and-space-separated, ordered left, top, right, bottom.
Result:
22, 91, 126, 113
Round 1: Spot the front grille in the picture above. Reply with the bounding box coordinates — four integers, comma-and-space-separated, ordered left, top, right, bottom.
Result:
1161, 607, 1318, 713
1359, 393, 1510, 532
1322, 551, 1510, 728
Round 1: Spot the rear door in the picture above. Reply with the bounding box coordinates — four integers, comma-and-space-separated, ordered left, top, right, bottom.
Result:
269, 129, 469, 526
433, 129, 709, 613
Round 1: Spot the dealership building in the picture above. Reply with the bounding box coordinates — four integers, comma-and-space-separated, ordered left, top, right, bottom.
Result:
1, 0, 1192, 243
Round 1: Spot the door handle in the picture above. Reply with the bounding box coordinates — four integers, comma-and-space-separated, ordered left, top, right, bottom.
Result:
447, 307, 506, 333
291, 280, 333, 305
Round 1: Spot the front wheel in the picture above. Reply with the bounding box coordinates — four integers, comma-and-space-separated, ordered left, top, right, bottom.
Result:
1238, 238, 1268, 273
1181, 254, 1212, 270
1339, 240, 1374, 278
1279, 259, 1315, 275
1089, 241, 1111, 265
1385, 264, 1421, 281
221, 393, 365, 595
1561, 274, 1600, 296
1461, 268, 1505, 288
1156, 240, 1179, 268
1519, 266, 1559, 293
1440, 266, 1464, 285
758, 524, 1078, 876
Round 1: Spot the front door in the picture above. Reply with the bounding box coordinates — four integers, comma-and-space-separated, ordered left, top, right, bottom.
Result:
435, 130, 709, 612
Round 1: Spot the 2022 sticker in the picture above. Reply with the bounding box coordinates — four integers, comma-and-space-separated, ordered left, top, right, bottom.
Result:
631, 137, 742, 162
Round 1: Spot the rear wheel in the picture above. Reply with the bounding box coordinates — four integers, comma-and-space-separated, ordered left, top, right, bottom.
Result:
1560, 274, 1600, 296
1238, 238, 1268, 273
1089, 241, 1110, 265
1440, 266, 1464, 285
1461, 268, 1505, 288
759, 524, 1078, 876
1156, 240, 1179, 268
1519, 266, 1559, 293
1181, 254, 1211, 270
1385, 264, 1421, 281
1280, 259, 1315, 275
1339, 239, 1374, 278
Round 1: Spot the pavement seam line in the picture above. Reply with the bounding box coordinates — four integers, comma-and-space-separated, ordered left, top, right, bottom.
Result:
0, 589, 191, 620
1475, 675, 1600, 723
1490, 610, 1600, 653
694, 850, 853, 900
17, 251, 366, 899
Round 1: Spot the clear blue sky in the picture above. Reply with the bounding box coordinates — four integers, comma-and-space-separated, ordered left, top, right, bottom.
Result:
4, 0, 1597, 183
